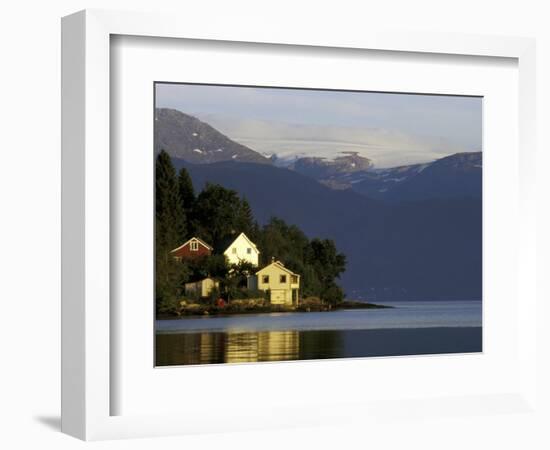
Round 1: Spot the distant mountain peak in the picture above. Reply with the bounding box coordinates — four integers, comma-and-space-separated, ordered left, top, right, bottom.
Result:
154, 108, 270, 165
352, 151, 482, 201
289, 152, 373, 188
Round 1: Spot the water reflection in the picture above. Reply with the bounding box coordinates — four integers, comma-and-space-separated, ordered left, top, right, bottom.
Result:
226, 331, 300, 363
155, 327, 482, 366
156, 330, 305, 365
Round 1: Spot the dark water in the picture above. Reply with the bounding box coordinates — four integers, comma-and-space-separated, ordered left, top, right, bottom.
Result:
155, 301, 482, 366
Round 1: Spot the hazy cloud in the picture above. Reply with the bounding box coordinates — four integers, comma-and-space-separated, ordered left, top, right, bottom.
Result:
156, 83, 482, 167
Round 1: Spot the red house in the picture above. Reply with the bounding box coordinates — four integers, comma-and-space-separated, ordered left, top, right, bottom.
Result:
170, 237, 213, 260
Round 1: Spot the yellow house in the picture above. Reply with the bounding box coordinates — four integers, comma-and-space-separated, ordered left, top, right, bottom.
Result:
184, 277, 219, 298
248, 261, 300, 305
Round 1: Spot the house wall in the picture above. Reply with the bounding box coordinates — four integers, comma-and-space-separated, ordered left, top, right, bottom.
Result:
224, 234, 259, 267
185, 278, 219, 297
256, 264, 300, 305
172, 240, 212, 259
201, 278, 219, 297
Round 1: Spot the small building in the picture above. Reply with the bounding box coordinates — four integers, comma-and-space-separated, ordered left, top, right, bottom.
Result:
223, 232, 260, 267
248, 260, 300, 305
171, 237, 213, 261
184, 277, 219, 298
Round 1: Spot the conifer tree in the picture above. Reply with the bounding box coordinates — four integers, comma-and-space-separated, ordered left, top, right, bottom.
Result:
155, 151, 187, 313
192, 183, 242, 250
156, 150, 186, 250
178, 167, 195, 215
236, 197, 255, 237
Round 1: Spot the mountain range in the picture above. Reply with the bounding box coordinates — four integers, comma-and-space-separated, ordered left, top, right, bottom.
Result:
157, 108, 482, 300
155, 108, 270, 164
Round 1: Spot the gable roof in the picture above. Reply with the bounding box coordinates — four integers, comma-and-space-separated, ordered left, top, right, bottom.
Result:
255, 260, 299, 277
170, 237, 213, 253
223, 232, 259, 254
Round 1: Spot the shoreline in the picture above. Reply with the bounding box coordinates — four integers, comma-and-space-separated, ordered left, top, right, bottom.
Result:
157, 300, 392, 320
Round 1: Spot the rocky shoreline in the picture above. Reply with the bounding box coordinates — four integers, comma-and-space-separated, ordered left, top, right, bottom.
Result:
157, 298, 392, 319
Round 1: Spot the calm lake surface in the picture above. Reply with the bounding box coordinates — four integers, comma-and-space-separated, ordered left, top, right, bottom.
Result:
155, 300, 482, 366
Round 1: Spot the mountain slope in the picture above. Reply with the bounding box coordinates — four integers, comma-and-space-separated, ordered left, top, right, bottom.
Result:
289, 152, 373, 189
353, 152, 482, 202
174, 159, 482, 301
155, 108, 270, 164
287, 151, 482, 202
348, 162, 431, 200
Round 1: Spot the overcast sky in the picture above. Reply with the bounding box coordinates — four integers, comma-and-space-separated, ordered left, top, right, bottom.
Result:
156, 83, 482, 168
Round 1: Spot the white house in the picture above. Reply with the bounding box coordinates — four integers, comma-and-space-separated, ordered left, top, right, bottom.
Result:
223, 232, 260, 267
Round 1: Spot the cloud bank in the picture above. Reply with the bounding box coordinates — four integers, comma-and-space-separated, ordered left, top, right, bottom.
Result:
156, 83, 482, 168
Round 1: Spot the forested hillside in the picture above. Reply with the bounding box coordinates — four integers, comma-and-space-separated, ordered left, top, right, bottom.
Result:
155, 150, 346, 314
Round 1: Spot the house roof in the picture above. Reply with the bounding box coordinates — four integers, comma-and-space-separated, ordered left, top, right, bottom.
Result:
223, 232, 259, 254
170, 236, 213, 253
255, 260, 299, 277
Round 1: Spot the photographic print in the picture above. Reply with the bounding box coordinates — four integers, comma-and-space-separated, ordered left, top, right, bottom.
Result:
154, 83, 482, 366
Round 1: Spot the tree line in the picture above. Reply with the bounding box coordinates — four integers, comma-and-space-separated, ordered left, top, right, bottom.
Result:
155, 150, 346, 313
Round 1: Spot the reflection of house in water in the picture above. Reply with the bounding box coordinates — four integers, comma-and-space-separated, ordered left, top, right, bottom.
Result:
156, 330, 301, 366
224, 331, 300, 363
199, 332, 226, 364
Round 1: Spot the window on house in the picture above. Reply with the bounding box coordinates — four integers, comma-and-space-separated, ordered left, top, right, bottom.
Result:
232, 247, 237, 254
190, 241, 198, 251
291, 275, 298, 283
262, 275, 269, 284
247, 248, 252, 254
280, 275, 287, 283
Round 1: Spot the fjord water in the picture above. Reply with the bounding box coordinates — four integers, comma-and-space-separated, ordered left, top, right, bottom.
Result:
155, 300, 482, 366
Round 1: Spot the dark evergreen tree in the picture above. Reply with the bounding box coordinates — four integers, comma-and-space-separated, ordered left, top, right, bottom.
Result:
259, 218, 308, 268
305, 238, 347, 303
155, 150, 187, 313
178, 167, 195, 233
192, 183, 243, 250
156, 150, 186, 249
235, 197, 256, 237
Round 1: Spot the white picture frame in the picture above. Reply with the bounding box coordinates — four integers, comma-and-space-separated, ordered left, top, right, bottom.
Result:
61, 9, 538, 441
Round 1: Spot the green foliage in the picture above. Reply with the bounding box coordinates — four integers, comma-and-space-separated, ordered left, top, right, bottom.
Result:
306, 239, 346, 283
320, 284, 345, 304
184, 254, 229, 281
156, 150, 186, 249
305, 239, 346, 304
192, 183, 255, 250
155, 159, 348, 314
258, 218, 309, 267
155, 151, 189, 313
235, 197, 257, 238
300, 264, 323, 298
229, 260, 256, 287
178, 167, 196, 232
204, 254, 230, 279
225, 287, 267, 301
155, 253, 190, 314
